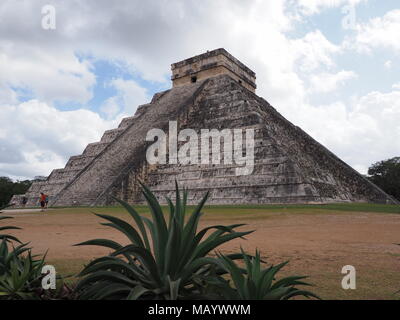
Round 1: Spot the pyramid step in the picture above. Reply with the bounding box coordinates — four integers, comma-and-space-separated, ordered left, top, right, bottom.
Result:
118, 116, 138, 129
65, 155, 96, 170
151, 90, 169, 103
83, 142, 109, 156
100, 128, 125, 143
135, 103, 152, 117
47, 168, 81, 183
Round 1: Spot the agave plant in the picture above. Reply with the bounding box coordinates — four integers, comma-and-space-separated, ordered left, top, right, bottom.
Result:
0, 205, 51, 300
0, 244, 46, 300
0, 239, 74, 300
35, 277, 77, 300
215, 248, 319, 300
75, 182, 253, 300
0, 205, 21, 243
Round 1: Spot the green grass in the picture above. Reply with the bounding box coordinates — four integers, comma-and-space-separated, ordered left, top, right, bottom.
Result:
35, 202, 400, 215
205, 202, 400, 213
9, 202, 400, 217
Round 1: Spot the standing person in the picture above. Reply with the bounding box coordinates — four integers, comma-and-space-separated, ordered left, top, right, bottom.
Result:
45, 194, 49, 209
22, 196, 27, 208
39, 192, 46, 212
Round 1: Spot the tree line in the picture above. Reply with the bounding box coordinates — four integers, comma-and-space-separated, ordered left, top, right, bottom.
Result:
0, 177, 32, 207
367, 157, 400, 202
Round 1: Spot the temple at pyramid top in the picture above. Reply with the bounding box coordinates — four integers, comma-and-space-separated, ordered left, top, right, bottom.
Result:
171, 48, 257, 92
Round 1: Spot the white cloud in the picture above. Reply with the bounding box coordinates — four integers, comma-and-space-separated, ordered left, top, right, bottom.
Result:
309, 70, 357, 93
351, 9, 400, 53
290, 30, 341, 72
392, 82, 400, 90
286, 88, 400, 175
297, 0, 365, 15
0, 43, 95, 105
0, 85, 18, 105
100, 96, 121, 120
384, 60, 393, 69
100, 78, 149, 119
0, 100, 117, 179
110, 79, 149, 115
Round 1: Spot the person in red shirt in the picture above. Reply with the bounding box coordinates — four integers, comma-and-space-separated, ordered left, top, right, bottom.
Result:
39, 192, 46, 212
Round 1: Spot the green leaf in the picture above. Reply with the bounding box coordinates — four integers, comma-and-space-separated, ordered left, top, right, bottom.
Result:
127, 285, 152, 300
113, 198, 151, 251
95, 213, 145, 248
74, 238, 123, 250
167, 276, 182, 300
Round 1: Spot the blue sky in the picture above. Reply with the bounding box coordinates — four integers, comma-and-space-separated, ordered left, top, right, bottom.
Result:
0, 0, 399, 179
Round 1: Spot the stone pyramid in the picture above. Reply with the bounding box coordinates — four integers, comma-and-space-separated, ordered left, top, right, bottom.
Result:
12, 49, 398, 207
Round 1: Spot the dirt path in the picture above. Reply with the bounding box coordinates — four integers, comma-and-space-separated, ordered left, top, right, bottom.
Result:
3, 208, 43, 214
5, 209, 400, 299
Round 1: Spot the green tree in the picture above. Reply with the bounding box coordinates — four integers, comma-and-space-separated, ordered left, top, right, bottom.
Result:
0, 177, 32, 207
368, 157, 400, 201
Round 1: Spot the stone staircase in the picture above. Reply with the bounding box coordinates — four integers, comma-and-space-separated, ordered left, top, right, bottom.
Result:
50, 80, 208, 206
18, 96, 155, 207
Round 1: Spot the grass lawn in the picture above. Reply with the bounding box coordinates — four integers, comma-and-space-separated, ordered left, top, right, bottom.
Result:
21, 201, 399, 215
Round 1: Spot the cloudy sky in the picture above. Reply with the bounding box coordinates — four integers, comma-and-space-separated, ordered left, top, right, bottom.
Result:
0, 0, 399, 180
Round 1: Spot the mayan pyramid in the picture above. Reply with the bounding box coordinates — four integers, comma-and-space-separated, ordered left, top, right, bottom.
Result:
11, 49, 398, 207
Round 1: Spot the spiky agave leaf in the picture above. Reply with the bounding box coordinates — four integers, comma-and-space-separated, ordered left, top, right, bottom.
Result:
0, 205, 21, 244
0, 248, 47, 300
0, 205, 51, 300
216, 248, 320, 300
75, 182, 253, 300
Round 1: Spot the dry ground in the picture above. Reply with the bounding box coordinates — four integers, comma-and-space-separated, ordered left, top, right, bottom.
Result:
3, 206, 400, 300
